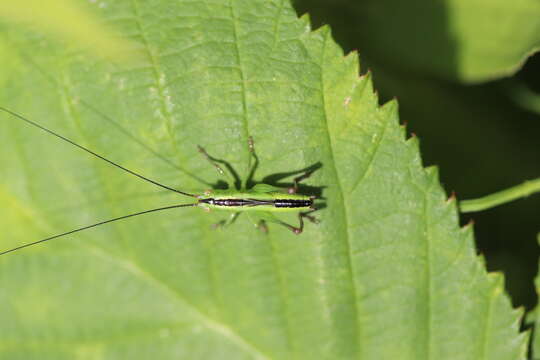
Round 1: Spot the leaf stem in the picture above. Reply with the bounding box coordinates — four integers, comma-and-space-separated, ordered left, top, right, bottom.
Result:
503, 79, 540, 115
459, 178, 540, 213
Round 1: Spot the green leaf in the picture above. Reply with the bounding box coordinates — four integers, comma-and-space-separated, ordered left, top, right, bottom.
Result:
298, 0, 540, 83
0, 0, 527, 358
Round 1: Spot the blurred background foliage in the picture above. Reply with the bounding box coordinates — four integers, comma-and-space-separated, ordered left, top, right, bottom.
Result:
294, 0, 540, 309
0, 0, 136, 60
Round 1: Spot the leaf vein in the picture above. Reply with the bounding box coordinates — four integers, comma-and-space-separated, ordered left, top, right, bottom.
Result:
82, 244, 271, 360
229, 0, 252, 177
350, 115, 391, 194
319, 29, 360, 357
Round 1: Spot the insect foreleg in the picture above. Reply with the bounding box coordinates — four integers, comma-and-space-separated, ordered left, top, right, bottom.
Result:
197, 144, 237, 186
198, 145, 226, 176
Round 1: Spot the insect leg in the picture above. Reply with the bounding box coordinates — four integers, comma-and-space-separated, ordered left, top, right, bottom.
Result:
279, 211, 319, 234
255, 210, 319, 234
245, 136, 259, 189
257, 220, 269, 233
197, 145, 237, 186
212, 212, 241, 229
288, 170, 315, 194
245, 212, 268, 233
301, 212, 319, 224
198, 145, 227, 176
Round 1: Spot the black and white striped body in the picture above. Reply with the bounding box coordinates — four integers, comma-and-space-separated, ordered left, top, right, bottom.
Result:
198, 190, 314, 213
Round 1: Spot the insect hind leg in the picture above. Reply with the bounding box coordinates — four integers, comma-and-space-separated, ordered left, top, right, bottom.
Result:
288, 170, 316, 194
266, 211, 319, 234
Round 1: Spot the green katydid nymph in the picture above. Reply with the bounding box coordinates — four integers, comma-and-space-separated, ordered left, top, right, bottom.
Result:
0, 106, 320, 256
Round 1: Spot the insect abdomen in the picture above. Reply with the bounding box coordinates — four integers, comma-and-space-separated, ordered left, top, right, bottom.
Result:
273, 199, 312, 208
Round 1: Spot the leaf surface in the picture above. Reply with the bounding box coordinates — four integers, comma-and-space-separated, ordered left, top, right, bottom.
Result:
0, 0, 527, 358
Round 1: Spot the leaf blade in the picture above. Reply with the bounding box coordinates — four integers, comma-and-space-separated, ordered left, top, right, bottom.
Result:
0, 0, 527, 358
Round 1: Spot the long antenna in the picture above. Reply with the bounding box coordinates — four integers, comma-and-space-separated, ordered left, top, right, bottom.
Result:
0, 106, 197, 198
0, 203, 198, 256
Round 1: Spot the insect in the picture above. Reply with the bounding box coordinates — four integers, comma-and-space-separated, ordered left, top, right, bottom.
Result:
0, 106, 319, 256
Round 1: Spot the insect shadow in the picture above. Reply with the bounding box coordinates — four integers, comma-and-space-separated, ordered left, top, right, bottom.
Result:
201, 145, 324, 200
203, 147, 323, 192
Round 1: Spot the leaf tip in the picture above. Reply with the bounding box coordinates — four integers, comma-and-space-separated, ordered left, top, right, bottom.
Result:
405, 131, 420, 153
461, 218, 475, 234
400, 118, 408, 130
298, 13, 312, 32
476, 253, 486, 268
344, 49, 361, 72
447, 191, 457, 204
345, 49, 358, 58
358, 70, 372, 89
362, 68, 372, 78
425, 165, 440, 183
312, 23, 332, 38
